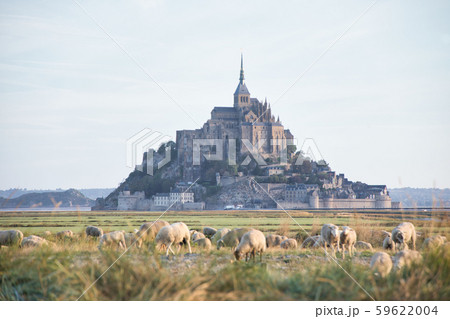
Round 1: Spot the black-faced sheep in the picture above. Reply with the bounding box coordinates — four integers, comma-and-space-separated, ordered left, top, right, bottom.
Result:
85, 226, 104, 238
155, 222, 192, 256
340, 226, 357, 259
391, 222, 416, 251
211, 228, 231, 244
280, 238, 298, 249
355, 241, 374, 252
394, 250, 422, 270
217, 227, 252, 250
370, 252, 393, 278
234, 230, 266, 262
193, 238, 212, 251
321, 224, 340, 258
202, 227, 217, 238
98, 231, 127, 251
0, 230, 24, 247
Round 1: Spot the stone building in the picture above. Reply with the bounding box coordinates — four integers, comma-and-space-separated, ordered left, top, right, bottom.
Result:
177, 55, 294, 181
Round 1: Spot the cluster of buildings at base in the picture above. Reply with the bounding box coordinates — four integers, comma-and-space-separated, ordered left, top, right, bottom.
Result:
116, 55, 399, 211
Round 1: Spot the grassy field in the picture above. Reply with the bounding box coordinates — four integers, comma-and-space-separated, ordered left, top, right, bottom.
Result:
0, 209, 449, 301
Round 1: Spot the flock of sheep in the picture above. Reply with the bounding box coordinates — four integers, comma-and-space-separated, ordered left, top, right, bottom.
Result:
0, 220, 447, 277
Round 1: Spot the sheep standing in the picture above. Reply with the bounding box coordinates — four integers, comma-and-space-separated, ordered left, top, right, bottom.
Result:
234, 230, 266, 262
98, 231, 127, 251
124, 232, 142, 249
155, 222, 192, 256
193, 238, 212, 251
202, 227, 217, 238
211, 228, 231, 244
300, 235, 322, 248
340, 226, 357, 259
280, 238, 298, 249
0, 230, 24, 247
391, 222, 416, 251
192, 232, 206, 241
138, 220, 170, 245
321, 224, 340, 258
22, 235, 48, 248
56, 230, 74, 239
217, 228, 252, 250
370, 252, 393, 278
355, 241, 374, 252
423, 235, 447, 249
266, 234, 283, 248
85, 226, 104, 238
394, 250, 422, 269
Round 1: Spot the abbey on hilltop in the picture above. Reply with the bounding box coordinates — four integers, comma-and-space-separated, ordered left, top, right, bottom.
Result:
176, 54, 294, 181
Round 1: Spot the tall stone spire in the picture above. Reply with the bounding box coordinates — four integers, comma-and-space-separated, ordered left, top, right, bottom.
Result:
239, 53, 245, 84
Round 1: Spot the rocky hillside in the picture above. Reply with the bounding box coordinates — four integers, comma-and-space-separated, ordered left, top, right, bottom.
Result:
0, 189, 94, 209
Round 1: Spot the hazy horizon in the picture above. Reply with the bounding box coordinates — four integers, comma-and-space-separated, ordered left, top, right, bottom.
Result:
1, 0, 449, 190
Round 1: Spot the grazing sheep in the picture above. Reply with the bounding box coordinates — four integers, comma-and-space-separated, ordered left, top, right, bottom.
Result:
193, 238, 212, 251
190, 230, 197, 237
280, 238, 298, 249
217, 228, 252, 250
124, 232, 143, 249
202, 227, 217, 238
381, 231, 394, 250
85, 226, 104, 238
370, 252, 393, 278
234, 230, 266, 262
280, 235, 288, 242
155, 222, 192, 256
211, 228, 231, 244
138, 220, 170, 244
22, 235, 48, 248
340, 226, 357, 259
98, 231, 127, 251
266, 234, 283, 248
321, 224, 340, 258
43, 231, 52, 237
355, 241, 374, 252
192, 232, 206, 241
391, 222, 416, 252
423, 235, 447, 249
0, 230, 24, 247
300, 235, 322, 248
56, 230, 74, 239
394, 250, 422, 269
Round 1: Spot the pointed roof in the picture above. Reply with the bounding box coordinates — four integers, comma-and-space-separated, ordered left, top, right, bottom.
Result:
234, 53, 250, 95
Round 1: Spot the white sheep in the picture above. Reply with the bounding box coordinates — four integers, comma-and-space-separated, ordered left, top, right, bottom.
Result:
202, 227, 217, 238
98, 231, 127, 251
211, 228, 231, 244
85, 226, 104, 238
340, 226, 357, 259
234, 230, 266, 262
381, 231, 394, 251
217, 228, 252, 250
391, 222, 416, 252
266, 234, 283, 248
370, 252, 393, 278
0, 230, 24, 247
280, 238, 298, 249
138, 220, 170, 244
300, 235, 322, 248
124, 232, 143, 249
355, 241, 374, 252
155, 222, 192, 256
394, 250, 422, 270
43, 231, 52, 237
422, 235, 447, 249
56, 230, 74, 239
321, 224, 340, 258
193, 237, 212, 251
22, 235, 48, 248
192, 232, 206, 241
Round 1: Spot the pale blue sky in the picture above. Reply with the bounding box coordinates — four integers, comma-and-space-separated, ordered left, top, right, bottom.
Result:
0, 0, 449, 190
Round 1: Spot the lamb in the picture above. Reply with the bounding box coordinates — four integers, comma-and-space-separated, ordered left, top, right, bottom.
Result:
56, 230, 74, 239
155, 222, 192, 256
394, 250, 422, 270
211, 228, 231, 244
193, 238, 212, 251
321, 224, 340, 258
85, 226, 104, 238
192, 232, 206, 241
381, 231, 394, 250
217, 227, 252, 250
266, 234, 283, 248
234, 230, 266, 262
339, 226, 357, 259
0, 230, 24, 247
355, 241, 374, 252
22, 235, 48, 248
124, 232, 143, 249
202, 227, 217, 238
98, 231, 127, 251
280, 238, 298, 249
370, 252, 393, 278
391, 222, 416, 251
423, 235, 447, 249
300, 235, 322, 248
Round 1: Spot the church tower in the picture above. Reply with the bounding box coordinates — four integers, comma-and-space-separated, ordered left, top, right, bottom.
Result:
233, 54, 251, 108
